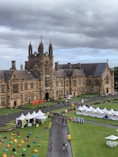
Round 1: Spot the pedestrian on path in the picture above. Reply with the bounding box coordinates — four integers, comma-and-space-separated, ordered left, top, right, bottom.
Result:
62, 117, 66, 127
62, 142, 68, 151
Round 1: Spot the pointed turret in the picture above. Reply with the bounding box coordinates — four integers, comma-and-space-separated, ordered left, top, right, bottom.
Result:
28, 42, 32, 57
49, 42, 53, 57
38, 40, 44, 54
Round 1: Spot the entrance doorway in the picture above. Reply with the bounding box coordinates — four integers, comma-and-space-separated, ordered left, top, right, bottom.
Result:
14, 101, 17, 107
106, 88, 109, 94
45, 92, 49, 100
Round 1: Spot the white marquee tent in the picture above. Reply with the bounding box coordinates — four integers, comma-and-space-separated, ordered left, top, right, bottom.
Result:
36, 109, 46, 116
35, 109, 47, 121
25, 112, 34, 123
76, 105, 118, 120
32, 110, 38, 117
16, 113, 26, 125
16, 109, 47, 127
16, 113, 27, 128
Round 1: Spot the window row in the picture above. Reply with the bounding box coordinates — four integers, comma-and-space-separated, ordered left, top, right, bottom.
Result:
0, 93, 37, 106
0, 82, 36, 93
56, 79, 85, 87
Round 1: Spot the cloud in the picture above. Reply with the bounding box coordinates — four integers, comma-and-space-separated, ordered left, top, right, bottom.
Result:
0, 0, 118, 69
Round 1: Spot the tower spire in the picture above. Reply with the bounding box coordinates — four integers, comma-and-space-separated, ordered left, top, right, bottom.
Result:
28, 41, 32, 57
49, 41, 53, 57
38, 38, 44, 54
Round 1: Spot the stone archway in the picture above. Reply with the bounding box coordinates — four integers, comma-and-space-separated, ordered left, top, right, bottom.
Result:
45, 92, 49, 100
14, 100, 17, 107
106, 88, 109, 94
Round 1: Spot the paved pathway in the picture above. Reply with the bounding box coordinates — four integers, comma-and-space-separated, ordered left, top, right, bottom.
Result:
47, 116, 72, 157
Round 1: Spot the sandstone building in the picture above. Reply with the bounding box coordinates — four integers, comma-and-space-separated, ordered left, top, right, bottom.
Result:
0, 41, 114, 108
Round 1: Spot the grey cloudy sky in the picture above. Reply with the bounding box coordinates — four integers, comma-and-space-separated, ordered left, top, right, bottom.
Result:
0, 0, 118, 69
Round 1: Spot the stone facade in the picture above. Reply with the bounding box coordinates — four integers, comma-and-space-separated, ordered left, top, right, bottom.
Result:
0, 41, 114, 108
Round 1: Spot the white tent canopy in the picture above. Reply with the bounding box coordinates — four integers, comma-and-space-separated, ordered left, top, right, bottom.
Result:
105, 135, 118, 140
76, 105, 118, 120
16, 109, 47, 126
16, 113, 26, 124
36, 109, 45, 116
25, 112, 34, 122
35, 109, 47, 121
31, 110, 38, 117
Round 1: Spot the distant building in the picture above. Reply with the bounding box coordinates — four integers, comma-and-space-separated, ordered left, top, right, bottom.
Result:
0, 41, 114, 108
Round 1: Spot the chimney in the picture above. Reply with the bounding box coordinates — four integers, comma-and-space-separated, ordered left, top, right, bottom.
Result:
77, 63, 81, 69
55, 62, 59, 70
11, 60, 16, 70
68, 63, 71, 69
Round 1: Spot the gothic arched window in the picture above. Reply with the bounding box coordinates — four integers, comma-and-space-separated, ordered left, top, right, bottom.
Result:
106, 75, 109, 84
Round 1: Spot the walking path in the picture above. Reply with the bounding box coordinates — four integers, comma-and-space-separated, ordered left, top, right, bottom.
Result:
47, 116, 72, 157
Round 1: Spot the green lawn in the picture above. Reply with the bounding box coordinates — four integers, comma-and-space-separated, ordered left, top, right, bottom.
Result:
0, 102, 56, 115
0, 109, 118, 157
0, 119, 50, 157
68, 121, 118, 157
96, 102, 118, 110
0, 108, 22, 115
1, 95, 118, 157
58, 94, 99, 102
53, 105, 118, 157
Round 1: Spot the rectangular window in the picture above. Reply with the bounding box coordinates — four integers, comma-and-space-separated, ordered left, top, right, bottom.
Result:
106, 78, 109, 84
45, 68, 49, 75
21, 83, 23, 90
1, 84, 5, 93
60, 80, 63, 86
60, 90, 63, 96
73, 80, 76, 86
31, 93, 34, 100
45, 78, 50, 87
1, 97, 6, 105
25, 83, 28, 90
66, 90, 69, 95
66, 80, 68, 86
12, 84, 18, 93
56, 81, 58, 86
56, 91, 58, 97
25, 94, 28, 102
31, 82, 34, 89
21, 95, 23, 102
